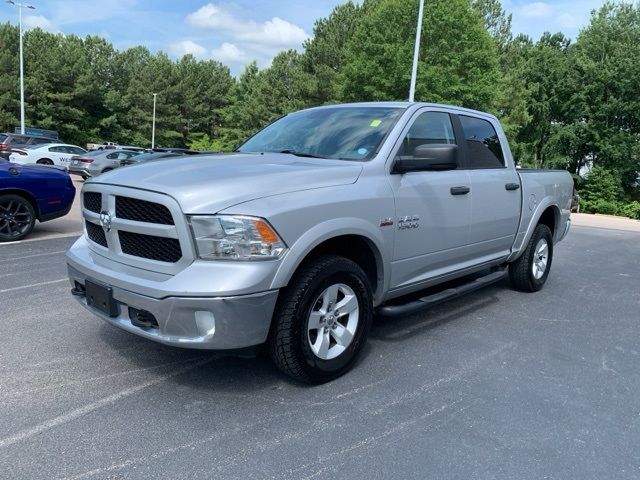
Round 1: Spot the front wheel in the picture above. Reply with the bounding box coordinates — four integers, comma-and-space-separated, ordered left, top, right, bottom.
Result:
269, 255, 373, 383
0, 194, 36, 242
509, 223, 553, 292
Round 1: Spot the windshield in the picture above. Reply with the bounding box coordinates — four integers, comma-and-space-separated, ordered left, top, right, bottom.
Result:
0, 134, 7, 143
237, 106, 404, 161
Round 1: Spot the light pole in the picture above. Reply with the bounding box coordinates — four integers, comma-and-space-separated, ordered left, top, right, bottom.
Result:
6, 0, 35, 135
151, 93, 157, 149
409, 0, 424, 102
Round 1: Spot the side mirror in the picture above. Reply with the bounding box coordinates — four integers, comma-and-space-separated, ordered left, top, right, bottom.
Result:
393, 144, 458, 173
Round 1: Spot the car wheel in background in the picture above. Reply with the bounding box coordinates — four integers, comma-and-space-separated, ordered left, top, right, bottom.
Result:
0, 194, 36, 242
36, 158, 54, 165
269, 254, 373, 384
508, 223, 553, 292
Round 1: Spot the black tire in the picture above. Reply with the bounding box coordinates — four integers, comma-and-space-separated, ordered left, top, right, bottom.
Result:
81, 174, 88, 180
509, 224, 553, 292
0, 194, 36, 242
37, 158, 54, 165
269, 254, 373, 384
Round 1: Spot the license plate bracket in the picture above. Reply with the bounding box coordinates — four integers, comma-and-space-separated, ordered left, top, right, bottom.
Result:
85, 280, 119, 317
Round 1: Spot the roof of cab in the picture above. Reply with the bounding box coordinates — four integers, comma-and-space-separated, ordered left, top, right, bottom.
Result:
303, 101, 499, 121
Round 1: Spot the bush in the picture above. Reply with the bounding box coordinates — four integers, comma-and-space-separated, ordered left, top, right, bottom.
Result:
580, 199, 620, 216
580, 166, 624, 203
620, 201, 640, 220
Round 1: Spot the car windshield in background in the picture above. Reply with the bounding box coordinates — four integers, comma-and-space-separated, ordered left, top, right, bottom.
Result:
0, 134, 7, 143
237, 107, 404, 161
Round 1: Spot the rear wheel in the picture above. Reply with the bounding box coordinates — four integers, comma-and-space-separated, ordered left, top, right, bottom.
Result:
509, 224, 553, 292
36, 158, 54, 165
0, 194, 36, 242
269, 255, 373, 383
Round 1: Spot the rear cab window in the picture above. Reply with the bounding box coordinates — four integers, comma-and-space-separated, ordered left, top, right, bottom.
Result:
459, 115, 505, 168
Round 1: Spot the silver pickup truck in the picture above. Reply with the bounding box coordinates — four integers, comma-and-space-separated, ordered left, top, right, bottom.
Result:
66, 102, 572, 383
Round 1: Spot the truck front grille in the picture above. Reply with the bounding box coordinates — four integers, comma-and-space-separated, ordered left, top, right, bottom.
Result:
116, 196, 174, 225
85, 220, 107, 247
83, 192, 102, 213
119, 231, 182, 263
81, 186, 191, 274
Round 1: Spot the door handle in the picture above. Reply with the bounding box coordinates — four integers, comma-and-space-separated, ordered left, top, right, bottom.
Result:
450, 186, 470, 196
505, 183, 520, 191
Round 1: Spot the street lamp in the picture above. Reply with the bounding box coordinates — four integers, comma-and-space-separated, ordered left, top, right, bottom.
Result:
151, 93, 157, 149
6, 0, 36, 135
409, 0, 424, 102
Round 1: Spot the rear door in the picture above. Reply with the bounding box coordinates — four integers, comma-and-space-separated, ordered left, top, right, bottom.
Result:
388, 109, 472, 292
457, 114, 521, 261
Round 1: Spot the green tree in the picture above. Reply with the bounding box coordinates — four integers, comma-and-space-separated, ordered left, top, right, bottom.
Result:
571, 2, 640, 192
341, 0, 500, 110
303, 1, 364, 104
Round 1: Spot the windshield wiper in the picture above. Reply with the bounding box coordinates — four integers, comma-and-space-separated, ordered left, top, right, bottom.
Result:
277, 150, 325, 159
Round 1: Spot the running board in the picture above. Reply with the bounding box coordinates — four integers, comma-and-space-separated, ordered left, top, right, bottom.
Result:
377, 269, 507, 318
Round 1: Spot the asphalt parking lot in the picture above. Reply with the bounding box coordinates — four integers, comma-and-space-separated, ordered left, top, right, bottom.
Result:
1, 216, 639, 479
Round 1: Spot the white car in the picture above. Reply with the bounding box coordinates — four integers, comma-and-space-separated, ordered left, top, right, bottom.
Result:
10, 143, 87, 168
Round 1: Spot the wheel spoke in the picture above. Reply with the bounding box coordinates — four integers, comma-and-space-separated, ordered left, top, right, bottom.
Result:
335, 293, 358, 316
312, 329, 330, 358
308, 311, 323, 331
536, 242, 548, 257
331, 323, 353, 347
321, 284, 339, 311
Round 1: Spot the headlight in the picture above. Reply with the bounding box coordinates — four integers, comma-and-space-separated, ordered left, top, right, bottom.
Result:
189, 215, 286, 261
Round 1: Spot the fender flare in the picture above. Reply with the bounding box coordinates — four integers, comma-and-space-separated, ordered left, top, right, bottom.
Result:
270, 217, 388, 301
508, 199, 561, 262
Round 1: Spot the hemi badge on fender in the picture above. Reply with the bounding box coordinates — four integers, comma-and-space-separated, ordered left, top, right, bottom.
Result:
379, 218, 394, 227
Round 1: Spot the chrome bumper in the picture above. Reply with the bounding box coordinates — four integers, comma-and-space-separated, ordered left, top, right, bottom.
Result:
68, 264, 278, 350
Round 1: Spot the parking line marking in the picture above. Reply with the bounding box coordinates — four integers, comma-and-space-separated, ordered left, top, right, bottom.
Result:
0, 250, 66, 262
0, 278, 67, 294
0, 358, 212, 449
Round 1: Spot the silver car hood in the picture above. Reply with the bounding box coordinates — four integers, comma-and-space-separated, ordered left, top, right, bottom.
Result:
90, 153, 363, 214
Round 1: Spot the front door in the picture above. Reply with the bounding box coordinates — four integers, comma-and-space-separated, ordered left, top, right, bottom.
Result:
388, 110, 472, 292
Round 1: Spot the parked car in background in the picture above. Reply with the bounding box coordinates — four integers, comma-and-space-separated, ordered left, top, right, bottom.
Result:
68, 149, 142, 179
0, 133, 58, 160
0, 162, 75, 242
9, 143, 87, 167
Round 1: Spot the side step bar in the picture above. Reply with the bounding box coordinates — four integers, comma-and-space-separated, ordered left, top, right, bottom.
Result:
377, 269, 507, 318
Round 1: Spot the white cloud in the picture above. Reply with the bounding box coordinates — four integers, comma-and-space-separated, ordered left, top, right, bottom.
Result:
518, 2, 553, 18
169, 40, 208, 58
23, 15, 58, 33
187, 3, 308, 48
210, 42, 248, 63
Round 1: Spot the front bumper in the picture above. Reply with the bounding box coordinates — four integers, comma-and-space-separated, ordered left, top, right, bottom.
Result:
68, 264, 278, 349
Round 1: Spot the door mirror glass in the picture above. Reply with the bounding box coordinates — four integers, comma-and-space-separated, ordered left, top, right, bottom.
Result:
394, 144, 459, 173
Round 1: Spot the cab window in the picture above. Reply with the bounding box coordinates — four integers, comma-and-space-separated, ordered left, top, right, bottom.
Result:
398, 112, 456, 158
459, 115, 505, 168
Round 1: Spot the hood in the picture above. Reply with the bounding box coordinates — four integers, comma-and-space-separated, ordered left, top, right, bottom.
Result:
90, 153, 363, 214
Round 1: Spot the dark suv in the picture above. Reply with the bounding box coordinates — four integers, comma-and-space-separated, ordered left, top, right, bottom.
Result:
0, 133, 58, 160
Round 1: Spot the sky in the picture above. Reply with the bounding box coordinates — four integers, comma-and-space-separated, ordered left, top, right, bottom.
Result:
0, 0, 611, 75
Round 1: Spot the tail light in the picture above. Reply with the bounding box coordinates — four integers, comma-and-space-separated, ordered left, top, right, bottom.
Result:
0, 143, 9, 151
76, 157, 94, 163
12, 149, 28, 156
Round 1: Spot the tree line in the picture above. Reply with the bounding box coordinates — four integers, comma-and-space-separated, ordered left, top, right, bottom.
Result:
0, 0, 639, 216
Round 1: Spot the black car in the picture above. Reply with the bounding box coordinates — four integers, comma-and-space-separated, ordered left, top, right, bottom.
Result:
0, 133, 58, 160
